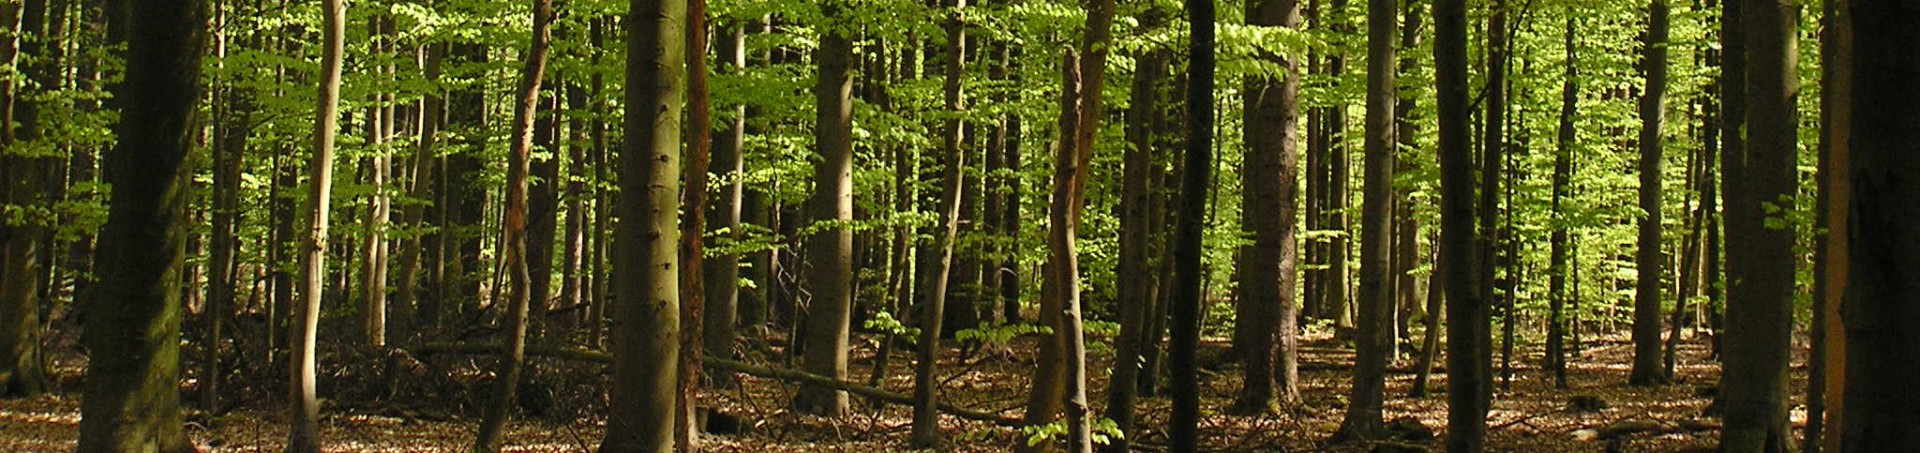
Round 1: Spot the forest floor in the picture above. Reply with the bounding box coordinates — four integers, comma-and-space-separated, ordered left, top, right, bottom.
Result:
0, 327, 1809, 452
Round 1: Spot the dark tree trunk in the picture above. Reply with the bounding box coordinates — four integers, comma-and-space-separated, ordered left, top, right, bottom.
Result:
1108, 11, 1172, 449
909, 1, 967, 444
676, 0, 713, 446
1629, 0, 1672, 387
1840, 0, 1920, 448
76, 1, 204, 448
1436, 0, 1491, 445
1170, 0, 1214, 448
1720, 0, 1798, 446
0, 0, 51, 399
1547, 15, 1578, 391
1333, 0, 1396, 438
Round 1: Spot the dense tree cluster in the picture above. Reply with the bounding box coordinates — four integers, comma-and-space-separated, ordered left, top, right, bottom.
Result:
0, 0, 1916, 450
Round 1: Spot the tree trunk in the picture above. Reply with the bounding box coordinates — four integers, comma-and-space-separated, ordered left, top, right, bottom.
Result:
597, 0, 685, 448
793, 2, 855, 416
75, 1, 203, 449
910, 0, 967, 445
286, 0, 344, 448
1436, 0, 1490, 444
1169, 0, 1214, 448
1547, 15, 1577, 391
527, 89, 560, 341
1719, 0, 1797, 446
361, 15, 393, 348
1333, 0, 1395, 438
1629, 0, 1671, 387
1409, 240, 1442, 397
1227, 0, 1301, 418
1806, 0, 1849, 448
0, 0, 52, 399
702, 23, 748, 364
1840, 0, 1919, 448
473, 0, 554, 450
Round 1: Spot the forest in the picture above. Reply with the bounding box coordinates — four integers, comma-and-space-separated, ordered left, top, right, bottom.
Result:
0, 0, 1916, 450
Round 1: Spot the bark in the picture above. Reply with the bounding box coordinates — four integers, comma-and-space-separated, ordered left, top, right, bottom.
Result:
1629, 0, 1671, 387
1474, 0, 1506, 405
1840, 0, 1920, 448
1171, 0, 1215, 449
1807, 0, 1850, 447
1547, 15, 1577, 391
473, 0, 554, 450
1227, 0, 1301, 418
676, 0, 713, 446
399, 46, 444, 339
286, 0, 345, 448
1436, 0, 1491, 445
361, 19, 392, 349
0, 0, 51, 399
528, 89, 560, 340
1409, 241, 1442, 397
597, 0, 686, 447
1333, 0, 1395, 437
1020, 0, 1117, 445
1719, 0, 1797, 446
702, 24, 747, 364
910, 0, 967, 445
75, 0, 203, 449
1106, 15, 1171, 448
793, 3, 855, 416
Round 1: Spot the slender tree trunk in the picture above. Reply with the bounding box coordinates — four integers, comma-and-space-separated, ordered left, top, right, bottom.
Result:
1436, 0, 1490, 444
1334, 0, 1395, 437
793, 2, 855, 416
362, 15, 392, 348
286, 0, 344, 448
675, 0, 714, 447
1839, 0, 1920, 447
702, 23, 747, 364
1629, 0, 1671, 386
909, 0, 967, 445
1227, 0, 1301, 418
1806, 0, 1849, 448
1720, 0, 1797, 446
596, 0, 685, 448
1169, 0, 1214, 448
1409, 239, 1443, 397
1020, 0, 1117, 445
1547, 15, 1577, 391
527, 89, 560, 341
473, 0, 554, 450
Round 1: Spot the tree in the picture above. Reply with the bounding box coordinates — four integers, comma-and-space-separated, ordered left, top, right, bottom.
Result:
910, 0, 968, 445
1018, 0, 1116, 447
1547, 14, 1578, 391
1629, 0, 1671, 387
702, 23, 748, 366
1106, 12, 1170, 447
596, 0, 685, 449
792, 0, 855, 417
1170, 0, 1214, 449
1719, 0, 1798, 446
1334, 0, 1397, 437
1436, 0, 1492, 447
1839, 0, 1919, 448
287, 0, 345, 448
1807, 0, 1850, 447
1229, 0, 1302, 417
474, 0, 556, 449
0, 0, 53, 399
74, 1, 204, 452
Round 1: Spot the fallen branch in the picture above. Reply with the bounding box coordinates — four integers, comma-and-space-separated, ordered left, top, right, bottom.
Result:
412, 342, 1024, 427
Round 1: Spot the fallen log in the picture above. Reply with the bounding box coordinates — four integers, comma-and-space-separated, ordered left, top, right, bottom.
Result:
412, 342, 1024, 427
